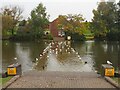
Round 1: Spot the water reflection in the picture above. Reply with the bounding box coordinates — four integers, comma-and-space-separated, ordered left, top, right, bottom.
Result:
2, 41, 47, 72
34, 41, 94, 72
2, 40, 119, 73
2, 41, 17, 72
15, 43, 33, 72
92, 41, 119, 72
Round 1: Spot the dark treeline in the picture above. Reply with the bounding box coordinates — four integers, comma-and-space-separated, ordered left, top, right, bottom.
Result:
92, 1, 120, 41
0, 3, 50, 41
0, 1, 120, 41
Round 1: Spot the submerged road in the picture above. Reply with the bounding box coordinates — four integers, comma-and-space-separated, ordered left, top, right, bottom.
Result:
6, 71, 116, 88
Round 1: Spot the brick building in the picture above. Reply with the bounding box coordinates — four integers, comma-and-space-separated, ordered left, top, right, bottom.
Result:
49, 18, 65, 41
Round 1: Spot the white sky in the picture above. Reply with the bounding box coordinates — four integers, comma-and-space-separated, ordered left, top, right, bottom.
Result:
0, 0, 119, 21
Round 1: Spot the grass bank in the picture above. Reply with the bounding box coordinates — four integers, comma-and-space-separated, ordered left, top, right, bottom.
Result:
111, 77, 120, 85
0, 76, 13, 85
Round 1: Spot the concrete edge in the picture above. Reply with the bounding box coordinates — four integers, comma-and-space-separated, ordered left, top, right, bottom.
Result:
2, 75, 21, 90
104, 76, 120, 89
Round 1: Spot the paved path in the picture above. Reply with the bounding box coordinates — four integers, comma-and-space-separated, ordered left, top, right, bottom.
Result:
7, 71, 115, 88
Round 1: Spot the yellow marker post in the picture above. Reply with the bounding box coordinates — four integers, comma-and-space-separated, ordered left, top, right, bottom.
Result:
7, 68, 17, 75
7, 63, 22, 76
102, 64, 114, 77
105, 68, 114, 76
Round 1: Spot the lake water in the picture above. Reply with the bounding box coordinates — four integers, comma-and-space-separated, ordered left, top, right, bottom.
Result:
1, 40, 120, 73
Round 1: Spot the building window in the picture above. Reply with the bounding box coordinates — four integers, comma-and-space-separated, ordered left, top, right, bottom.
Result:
58, 31, 65, 37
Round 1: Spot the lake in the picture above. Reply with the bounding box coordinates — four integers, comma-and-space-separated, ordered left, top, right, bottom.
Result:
1, 40, 120, 73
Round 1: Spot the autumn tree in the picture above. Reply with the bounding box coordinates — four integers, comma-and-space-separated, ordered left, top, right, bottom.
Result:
57, 14, 84, 34
57, 14, 85, 41
0, 6, 23, 36
2, 15, 14, 37
0, 14, 2, 37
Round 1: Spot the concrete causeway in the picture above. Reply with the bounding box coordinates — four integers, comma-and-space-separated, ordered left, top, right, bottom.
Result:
6, 71, 116, 88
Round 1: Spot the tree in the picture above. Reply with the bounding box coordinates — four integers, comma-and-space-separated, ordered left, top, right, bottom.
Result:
57, 14, 85, 41
117, 1, 120, 28
57, 14, 84, 34
1, 6, 23, 36
117, 1, 120, 41
92, 1, 117, 40
0, 14, 2, 37
2, 15, 14, 37
29, 3, 49, 39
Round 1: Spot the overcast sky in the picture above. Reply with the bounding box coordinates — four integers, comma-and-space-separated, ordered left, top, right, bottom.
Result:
0, 0, 118, 21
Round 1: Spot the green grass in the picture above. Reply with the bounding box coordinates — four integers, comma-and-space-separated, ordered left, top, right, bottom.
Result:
83, 30, 94, 40
111, 77, 120, 85
85, 36, 94, 40
84, 34, 94, 40
0, 76, 13, 85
